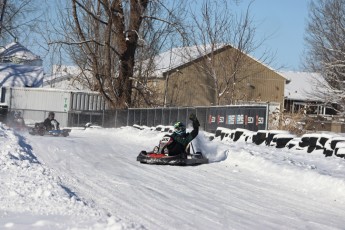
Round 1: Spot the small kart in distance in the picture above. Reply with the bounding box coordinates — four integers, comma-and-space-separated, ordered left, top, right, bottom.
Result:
29, 122, 71, 137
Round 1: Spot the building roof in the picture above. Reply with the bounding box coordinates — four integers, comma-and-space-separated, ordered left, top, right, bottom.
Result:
42, 65, 91, 91
0, 42, 41, 63
152, 44, 226, 77
151, 44, 283, 80
280, 71, 331, 102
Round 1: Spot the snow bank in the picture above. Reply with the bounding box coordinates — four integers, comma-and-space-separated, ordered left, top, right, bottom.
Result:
0, 124, 123, 229
222, 142, 345, 203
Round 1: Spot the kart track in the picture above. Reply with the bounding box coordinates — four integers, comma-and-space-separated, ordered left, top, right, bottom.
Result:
24, 127, 345, 230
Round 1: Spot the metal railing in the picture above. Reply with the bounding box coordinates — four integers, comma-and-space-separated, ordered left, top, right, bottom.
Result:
67, 105, 268, 132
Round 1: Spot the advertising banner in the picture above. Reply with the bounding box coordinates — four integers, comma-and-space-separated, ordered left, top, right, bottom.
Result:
206, 106, 267, 132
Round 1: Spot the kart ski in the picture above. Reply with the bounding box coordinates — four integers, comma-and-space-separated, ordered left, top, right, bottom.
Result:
137, 151, 208, 166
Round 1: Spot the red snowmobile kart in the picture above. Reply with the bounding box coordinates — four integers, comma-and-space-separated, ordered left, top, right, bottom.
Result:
137, 134, 209, 166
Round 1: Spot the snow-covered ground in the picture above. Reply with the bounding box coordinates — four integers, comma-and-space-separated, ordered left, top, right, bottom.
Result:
1, 124, 345, 229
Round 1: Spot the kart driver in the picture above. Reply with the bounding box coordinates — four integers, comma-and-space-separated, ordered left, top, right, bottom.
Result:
43, 111, 60, 131
167, 113, 200, 156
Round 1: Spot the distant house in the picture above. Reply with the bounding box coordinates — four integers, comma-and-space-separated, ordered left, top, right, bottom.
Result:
0, 42, 43, 88
42, 65, 91, 91
42, 45, 287, 109
280, 71, 334, 115
0, 42, 42, 66
148, 45, 286, 108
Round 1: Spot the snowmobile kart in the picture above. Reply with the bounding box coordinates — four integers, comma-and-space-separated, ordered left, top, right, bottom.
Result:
137, 134, 209, 166
29, 122, 71, 137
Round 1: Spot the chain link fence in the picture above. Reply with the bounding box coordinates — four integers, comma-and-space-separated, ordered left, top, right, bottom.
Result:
67, 105, 268, 133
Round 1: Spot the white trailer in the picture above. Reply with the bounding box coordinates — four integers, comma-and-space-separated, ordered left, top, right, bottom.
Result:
0, 87, 105, 127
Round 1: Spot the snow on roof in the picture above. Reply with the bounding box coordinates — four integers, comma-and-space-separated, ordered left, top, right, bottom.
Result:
42, 65, 92, 91
52, 65, 81, 75
152, 44, 283, 79
280, 71, 331, 101
0, 63, 43, 87
42, 78, 92, 91
152, 44, 226, 77
0, 42, 41, 61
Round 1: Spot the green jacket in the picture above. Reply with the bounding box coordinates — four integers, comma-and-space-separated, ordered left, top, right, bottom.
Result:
167, 120, 199, 155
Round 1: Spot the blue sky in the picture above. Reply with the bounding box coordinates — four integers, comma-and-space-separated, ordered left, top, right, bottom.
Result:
24, 0, 309, 73
245, 0, 310, 71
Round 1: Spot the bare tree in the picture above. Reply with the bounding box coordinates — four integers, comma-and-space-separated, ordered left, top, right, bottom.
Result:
130, 2, 188, 107
0, 0, 7, 37
304, 0, 345, 113
179, 0, 274, 105
0, 0, 41, 45
47, 0, 187, 109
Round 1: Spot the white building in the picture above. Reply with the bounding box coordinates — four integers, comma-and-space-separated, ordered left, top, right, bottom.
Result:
0, 42, 43, 88
280, 71, 333, 115
42, 65, 92, 91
